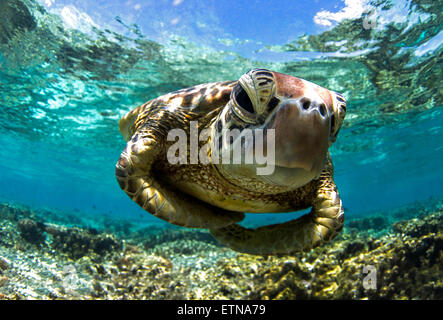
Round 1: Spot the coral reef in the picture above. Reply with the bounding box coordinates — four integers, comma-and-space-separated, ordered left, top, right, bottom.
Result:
0, 200, 442, 299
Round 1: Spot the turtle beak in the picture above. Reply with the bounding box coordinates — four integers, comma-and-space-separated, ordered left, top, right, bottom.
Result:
266, 94, 331, 176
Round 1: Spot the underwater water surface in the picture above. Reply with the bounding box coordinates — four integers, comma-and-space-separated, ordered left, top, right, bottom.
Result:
0, 0, 442, 300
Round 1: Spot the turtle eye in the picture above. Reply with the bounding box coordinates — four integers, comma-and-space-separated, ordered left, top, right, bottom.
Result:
234, 85, 254, 114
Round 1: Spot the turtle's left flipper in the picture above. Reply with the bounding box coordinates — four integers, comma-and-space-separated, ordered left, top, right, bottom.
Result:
210, 171, 344, 255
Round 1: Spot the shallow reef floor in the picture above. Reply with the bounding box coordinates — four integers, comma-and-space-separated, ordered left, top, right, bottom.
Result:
0, 200, 442, 300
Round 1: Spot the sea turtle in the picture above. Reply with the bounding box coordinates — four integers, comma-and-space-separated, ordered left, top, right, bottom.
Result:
115, 68, 347, 255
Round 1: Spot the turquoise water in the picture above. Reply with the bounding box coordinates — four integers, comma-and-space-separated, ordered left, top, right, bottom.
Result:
0, 0, 442, 227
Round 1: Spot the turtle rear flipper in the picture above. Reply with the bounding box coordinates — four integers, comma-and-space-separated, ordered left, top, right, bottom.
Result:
115, 132, 244, 229
210, 182, 344, 255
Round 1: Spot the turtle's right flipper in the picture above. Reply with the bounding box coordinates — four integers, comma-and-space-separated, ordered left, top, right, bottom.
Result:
115, 132, 244, 229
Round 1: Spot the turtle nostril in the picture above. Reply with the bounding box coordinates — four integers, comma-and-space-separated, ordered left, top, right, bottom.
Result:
319, 103, 327, 117
299, 98, 327, 117
302, 99, 311, 110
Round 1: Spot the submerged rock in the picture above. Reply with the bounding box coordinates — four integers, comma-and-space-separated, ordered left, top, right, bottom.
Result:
0, 276, 8, 287
17, 219, 46, 245
45, 225, 122, 260
0, 257, 9, 272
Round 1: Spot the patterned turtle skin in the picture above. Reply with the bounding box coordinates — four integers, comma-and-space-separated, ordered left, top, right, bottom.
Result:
116, 69, 347, 255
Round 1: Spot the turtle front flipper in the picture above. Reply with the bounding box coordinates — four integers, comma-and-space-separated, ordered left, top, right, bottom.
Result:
115, 129, 244, 229
210, 174, 344, 255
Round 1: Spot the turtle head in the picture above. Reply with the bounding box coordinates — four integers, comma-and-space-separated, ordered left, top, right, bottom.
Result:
212, 68, 347, 191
